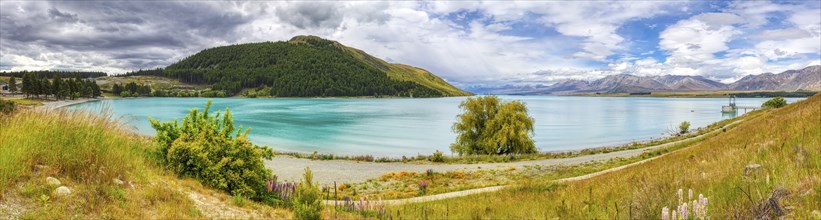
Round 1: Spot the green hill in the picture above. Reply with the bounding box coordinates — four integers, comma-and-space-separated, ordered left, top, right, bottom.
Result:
128, 35, 470, 97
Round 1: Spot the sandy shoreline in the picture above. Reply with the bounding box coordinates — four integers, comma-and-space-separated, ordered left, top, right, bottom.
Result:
36, 97, 106, 110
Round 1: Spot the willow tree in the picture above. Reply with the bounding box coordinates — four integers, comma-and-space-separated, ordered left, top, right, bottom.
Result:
451, 96, 536, 155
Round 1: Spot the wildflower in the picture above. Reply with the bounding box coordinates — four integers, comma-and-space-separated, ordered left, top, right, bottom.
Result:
671, 210, 677, 220
661, 207, 670, 220
418, 180, 429, 195
677, 188, 683, 204
688, 188, 693, 201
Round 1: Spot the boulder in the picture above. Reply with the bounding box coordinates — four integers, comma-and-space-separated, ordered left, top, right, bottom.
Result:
54, 186, 71, 196
46, 177, 61, 186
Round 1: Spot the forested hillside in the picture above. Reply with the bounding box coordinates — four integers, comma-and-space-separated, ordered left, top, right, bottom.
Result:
123, 36, 470, 97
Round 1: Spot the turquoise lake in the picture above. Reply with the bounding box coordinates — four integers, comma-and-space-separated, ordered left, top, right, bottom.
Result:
67, 96, 801, 157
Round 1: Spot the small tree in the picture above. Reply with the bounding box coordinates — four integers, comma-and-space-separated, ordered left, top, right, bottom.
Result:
293, 167, 322, 220
451, 96, 536, 155
761, 97, 787, 109
52, 75, 63, 100
8, 76, 17, 94
679, 121, 690, 135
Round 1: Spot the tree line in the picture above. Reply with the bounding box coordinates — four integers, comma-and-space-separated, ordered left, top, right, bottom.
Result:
20, 74, 101, 100
1, 70, 107, 79
119, 40, 444, 97
110, 82, 228, 98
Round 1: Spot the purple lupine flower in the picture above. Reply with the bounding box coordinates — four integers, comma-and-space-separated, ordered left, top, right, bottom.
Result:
677, 188, 683, 204
688, 188, 693, 201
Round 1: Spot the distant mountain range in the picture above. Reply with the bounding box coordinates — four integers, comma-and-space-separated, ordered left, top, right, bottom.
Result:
473, 65, 820, 95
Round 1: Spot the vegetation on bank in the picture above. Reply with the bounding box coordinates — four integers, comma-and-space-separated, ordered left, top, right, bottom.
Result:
19, 73, 101, 100
762, 96, 788, 108
451, 96, 536, 155
385, 94, 820, 219
0, 99, 15, 115
150, 101, 274, 200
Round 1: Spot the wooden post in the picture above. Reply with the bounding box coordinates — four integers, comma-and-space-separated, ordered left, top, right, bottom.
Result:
334, 181, 337, 207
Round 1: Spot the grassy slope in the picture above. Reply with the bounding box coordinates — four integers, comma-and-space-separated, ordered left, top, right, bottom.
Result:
343, 46, 472, 96
0, 109, 288, 219
96, 75, 208, 91
390, 94, 821, 219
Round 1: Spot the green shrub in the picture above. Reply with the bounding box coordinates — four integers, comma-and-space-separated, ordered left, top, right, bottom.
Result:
678, 121, 690, 134
761, 96, 787, 108
293, 167, 323, 220
0, 99, 16, 115
150, 101, 274, 200
430, 150, 446, 163
451, 96, 536, 155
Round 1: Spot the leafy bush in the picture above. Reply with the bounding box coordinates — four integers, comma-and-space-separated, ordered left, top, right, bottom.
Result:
679, 121, 690, 134
150, 101, 274, 199
0, 99, 16, 115
293, 167, 323, 220
761, 96, 787, 108
451, 96, 536, 155
430, 150, 446, 162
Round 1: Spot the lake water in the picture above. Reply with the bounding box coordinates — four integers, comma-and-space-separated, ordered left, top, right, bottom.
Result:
67, 96, 801, 157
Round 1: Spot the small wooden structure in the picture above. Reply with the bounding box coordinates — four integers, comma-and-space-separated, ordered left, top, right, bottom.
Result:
721, 95, 759, 113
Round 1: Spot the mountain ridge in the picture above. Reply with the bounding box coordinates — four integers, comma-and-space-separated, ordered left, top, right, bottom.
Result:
474, 65, 820, 94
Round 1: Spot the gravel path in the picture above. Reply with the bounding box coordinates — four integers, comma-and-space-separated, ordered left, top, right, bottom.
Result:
37, 98, 102, 110
266, 120, 738, 186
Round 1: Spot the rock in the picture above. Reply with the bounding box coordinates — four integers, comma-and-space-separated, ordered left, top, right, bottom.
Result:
744, 163, 762, 175
54, 186, 71, 196
46, 177, 61, 186
113, 178, 125, 185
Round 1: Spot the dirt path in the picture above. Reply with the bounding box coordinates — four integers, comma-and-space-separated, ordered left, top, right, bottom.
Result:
267, 120, 740, 187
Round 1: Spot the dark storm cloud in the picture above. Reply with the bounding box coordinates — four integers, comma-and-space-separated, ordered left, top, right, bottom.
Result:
0, 1, 258, 71
275, 2, 343, 29
48, 7, 80, 23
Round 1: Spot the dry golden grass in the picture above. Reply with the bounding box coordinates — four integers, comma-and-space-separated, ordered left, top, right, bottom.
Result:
0, 108, 289, 219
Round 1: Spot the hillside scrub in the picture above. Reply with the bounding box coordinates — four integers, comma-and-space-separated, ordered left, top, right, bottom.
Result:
292, 168, 323, 220
451, 96, 536, 155
762, 96, 788, 108
392, 93, 821, 219
150, 101, 274, 200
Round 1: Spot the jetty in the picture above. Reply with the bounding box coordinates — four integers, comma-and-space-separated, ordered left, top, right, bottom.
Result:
721, 96, 759, 113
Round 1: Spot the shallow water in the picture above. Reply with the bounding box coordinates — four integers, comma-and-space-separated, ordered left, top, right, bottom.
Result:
67, 96, 801, 157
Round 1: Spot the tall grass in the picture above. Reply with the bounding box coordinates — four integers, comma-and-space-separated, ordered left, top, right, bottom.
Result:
0, 108, 149, 189
0, 108, 203, 218
388, 94, 821, 219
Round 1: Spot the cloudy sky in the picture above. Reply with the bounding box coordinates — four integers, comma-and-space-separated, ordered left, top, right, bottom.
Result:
1, 1, 819, 88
